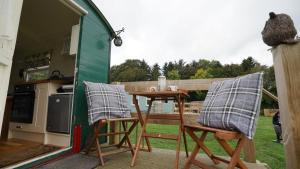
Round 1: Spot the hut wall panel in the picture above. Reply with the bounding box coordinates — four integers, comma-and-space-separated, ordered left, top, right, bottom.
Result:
73, 0, 112, 148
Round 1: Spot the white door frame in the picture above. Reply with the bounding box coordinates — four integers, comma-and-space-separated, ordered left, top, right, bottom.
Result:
0, 0, 23, 135
0, 0, 88, 135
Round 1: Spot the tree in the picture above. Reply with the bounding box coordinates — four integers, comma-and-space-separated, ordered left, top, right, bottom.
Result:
150, 63, 161, 80
263, 66, 277, 95
180, 63, 197, 79
110, 59, 151, 82
191, 68, 213, 79
110, 57, 278, 110
162, 62, 175, 76
162, 59, 186, 79
140, 60, 151, 73
175, 59, 186, 79
221, 64, 243, 77
241, 57, 258, 74
261, 66, 278, 109
196, 59, 210, 69
167, 69, 180, 80
205, 60, 223, 77
209, 60, 222, 69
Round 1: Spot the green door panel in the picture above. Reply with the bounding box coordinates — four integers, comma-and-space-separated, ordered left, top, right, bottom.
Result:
73, 0, 112, 149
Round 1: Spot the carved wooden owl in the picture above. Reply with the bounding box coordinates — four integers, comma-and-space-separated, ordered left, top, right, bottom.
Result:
262, 12, 297, 47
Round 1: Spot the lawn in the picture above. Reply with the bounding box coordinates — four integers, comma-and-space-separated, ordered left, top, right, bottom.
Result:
129, 116, 285, 169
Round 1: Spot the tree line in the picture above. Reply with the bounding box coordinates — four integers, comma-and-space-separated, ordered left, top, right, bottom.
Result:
110, 57, 277, 108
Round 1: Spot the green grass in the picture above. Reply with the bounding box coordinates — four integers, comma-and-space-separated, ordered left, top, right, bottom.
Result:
129, 116, 285, 169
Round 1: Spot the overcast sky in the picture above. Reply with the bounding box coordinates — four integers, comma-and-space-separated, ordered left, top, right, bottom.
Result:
93, 0, 300, 67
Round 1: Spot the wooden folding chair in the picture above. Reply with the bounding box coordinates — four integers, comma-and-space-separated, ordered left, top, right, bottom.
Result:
85, 117, 139, 166
184, 124, 248, 169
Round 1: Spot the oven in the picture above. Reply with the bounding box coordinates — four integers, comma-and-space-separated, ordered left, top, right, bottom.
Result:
10, 84, 35, 123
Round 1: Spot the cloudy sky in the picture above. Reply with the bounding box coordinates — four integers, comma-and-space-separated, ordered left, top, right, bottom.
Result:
93, 0, 300, 67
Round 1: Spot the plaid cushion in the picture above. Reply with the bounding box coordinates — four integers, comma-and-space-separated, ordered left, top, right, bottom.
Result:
198, 73, 263, 139
83, 81, 131, 125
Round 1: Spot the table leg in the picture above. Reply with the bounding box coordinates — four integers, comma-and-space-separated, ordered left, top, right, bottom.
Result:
133, 95, 152, 152
131, 97, 153, 166
182, 128, 189, 157
131, 115, 148, 166
144, 99, 153, 152
175, 122, 182, 169
177, 96, 189, 158
181, 98, 189, 157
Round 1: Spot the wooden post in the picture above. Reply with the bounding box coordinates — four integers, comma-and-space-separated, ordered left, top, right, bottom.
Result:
272, 42, 300, 169
243, 139, 256, 163
109, 121, 120, 145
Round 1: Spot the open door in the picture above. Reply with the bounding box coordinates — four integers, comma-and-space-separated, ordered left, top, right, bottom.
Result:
0, 0, 23, 135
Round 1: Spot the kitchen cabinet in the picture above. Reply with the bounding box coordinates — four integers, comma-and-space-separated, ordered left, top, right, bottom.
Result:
9, 82, 60, 134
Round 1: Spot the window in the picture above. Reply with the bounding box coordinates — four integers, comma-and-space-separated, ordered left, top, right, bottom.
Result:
25, 65, 49, 81
23, 51, 51, 81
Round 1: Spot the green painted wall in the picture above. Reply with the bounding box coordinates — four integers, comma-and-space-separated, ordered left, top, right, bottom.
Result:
73, 0, 112, 148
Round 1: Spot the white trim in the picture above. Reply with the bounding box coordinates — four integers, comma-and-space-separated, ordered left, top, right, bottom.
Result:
0, 0, 23, 137
66, 17, 81, 152
0, 38, 13, 66
59, 0, 88, 16
70, 24, 80, 55
0, 54, 11, 66
7, 147, 72, 169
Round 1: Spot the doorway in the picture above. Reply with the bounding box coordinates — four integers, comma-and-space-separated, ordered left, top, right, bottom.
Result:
0, 0, 81, 167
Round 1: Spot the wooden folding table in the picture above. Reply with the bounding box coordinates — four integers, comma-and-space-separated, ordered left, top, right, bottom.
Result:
130, 90, 189, 169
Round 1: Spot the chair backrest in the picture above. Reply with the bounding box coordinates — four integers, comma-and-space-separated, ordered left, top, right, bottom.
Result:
83, 81, 132, 125
198, 73, 263, 139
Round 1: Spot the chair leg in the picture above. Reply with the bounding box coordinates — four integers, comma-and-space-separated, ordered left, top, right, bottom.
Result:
119, 120, 138, 146
86, 119, 139, 166
121, 121, 135, 156
186, 129, 219, 164
184, 143, 201, 169
85, 124, 97, 154
94, 121, 105, 166
85, 137, 95, 155
216, 136, 248, 169
96, 136, 105, 166
185, 128, 219, 169
229, 138, 247, 169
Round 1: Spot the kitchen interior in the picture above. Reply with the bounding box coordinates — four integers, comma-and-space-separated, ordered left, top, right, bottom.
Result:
0, 0, 81, 167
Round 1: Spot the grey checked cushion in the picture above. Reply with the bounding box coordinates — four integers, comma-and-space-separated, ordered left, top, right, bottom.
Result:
83, 81, 131, 125
198, 73, 263, 139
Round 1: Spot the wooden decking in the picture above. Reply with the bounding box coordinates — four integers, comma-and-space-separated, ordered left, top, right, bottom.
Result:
0, 139, 60, 168
93, 148, 269, 169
